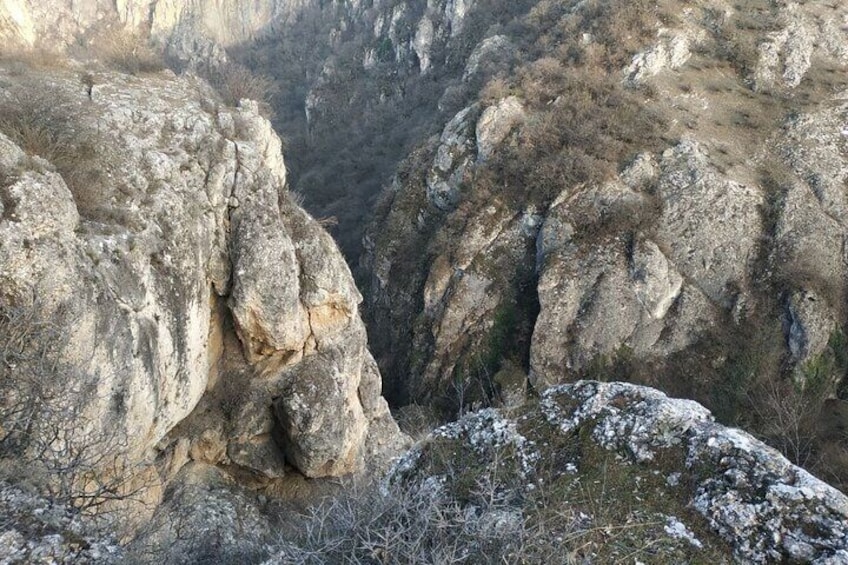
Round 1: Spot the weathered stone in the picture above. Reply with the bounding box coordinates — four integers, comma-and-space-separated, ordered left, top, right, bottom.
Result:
0, 480, 123, 564
0, 68, 404, 500
475, 96, 525, 162
655, 140, 762, 307
274, 344, 367, 478
530, 172, 717, 388
393, 381, 848, 564
625, 30, 697, 84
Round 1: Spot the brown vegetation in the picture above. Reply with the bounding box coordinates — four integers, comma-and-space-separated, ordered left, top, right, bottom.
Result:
0, 82, 108, 221
0, 297, 151, 516
208, 61, 278, 111
72, 26, 165, 75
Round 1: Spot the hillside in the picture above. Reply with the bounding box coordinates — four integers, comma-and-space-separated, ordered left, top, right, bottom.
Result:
0, 0, 847, 563
226, 0, 848, 492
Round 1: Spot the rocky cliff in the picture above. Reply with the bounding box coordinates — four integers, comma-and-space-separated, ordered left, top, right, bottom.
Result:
0, 0, 302, 48
2, 0, 848, 562
339, 0, 848, 487
5, 381, 848, 563
0, 62, 405, 528
391, 381, 848, 564
212, 0, 848, 490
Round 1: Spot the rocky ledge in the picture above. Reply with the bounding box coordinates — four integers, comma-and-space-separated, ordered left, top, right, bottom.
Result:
393, 381, 848, 563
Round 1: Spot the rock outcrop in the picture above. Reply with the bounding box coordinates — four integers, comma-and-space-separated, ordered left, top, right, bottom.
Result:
0, 0, 304, 49
393, 381, 848, 563
0, 479, 123, 564
0, 64, 404, 515
530, 139, 763, 387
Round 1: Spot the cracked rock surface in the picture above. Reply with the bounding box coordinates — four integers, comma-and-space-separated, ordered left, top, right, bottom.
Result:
0, 67, 405, 497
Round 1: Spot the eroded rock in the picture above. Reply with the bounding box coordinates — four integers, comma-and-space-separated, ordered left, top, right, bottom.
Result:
393, 381, 848, 563
0, 68, 404, 503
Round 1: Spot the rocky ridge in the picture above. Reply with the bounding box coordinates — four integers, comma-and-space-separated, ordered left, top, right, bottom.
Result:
1, 0, 848, 562
393, 381, 848, 563
0, 64, 405, 524
6, 380, 848, 563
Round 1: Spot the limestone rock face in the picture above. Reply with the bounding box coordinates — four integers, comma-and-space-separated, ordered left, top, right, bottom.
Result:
127, 463, 278, 563
0, 0, 308, 49
363, 2, 848, 410
365, 95, 535, 406
475, 96, 524, 162
393, 381, 848, 563
529, 140, 761, 386
752, 2, 848, 91
462, 35, 515, 81
424, 96, 525, 211
426, 105, 479, 211
655, 141, 762, 306
625, 30, 698, 84
0, 66, 403, 495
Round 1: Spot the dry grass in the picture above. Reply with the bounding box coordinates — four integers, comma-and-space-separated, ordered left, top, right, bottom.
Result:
208, 62, 278, 112
0, 46, 71, 71
73, 26, 165, 75
272, 482, 545, 564
0, 83, 106, 219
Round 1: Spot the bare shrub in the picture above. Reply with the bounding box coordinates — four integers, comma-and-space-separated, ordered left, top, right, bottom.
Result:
208, 62, 278, 114
272, 481, 540, 564
0, 296, 151, 516
287, 190, 307, 207
476, 5, 667, 209
393, 404, 440, 440
749, 379, 825, 468
75, 26, 165, 75
0, 86, 90, 169
315, 214, 338, 228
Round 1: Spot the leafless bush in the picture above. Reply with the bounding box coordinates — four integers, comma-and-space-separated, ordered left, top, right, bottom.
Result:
0, 87, 89, 169
0, 296, 151, 516
273, 480, 540, 564
76, 26, 165, 75
208, 62, 278, 112
393, 404, 441, 441
315, 215, 339, 228
287, 190, 307, 208
749, 379, 824, 468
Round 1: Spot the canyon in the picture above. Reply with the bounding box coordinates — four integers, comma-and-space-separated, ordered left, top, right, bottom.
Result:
1, 0, 848, 562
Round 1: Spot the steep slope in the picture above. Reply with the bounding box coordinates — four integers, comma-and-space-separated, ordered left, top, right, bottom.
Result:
238, 0, 539, 258
0, 64, 405, 525
0, 0, 297, 48
1, 1, 848, 561
7, 381, 847, 563
127, 0, 848, 491
339, 0, 848, 487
